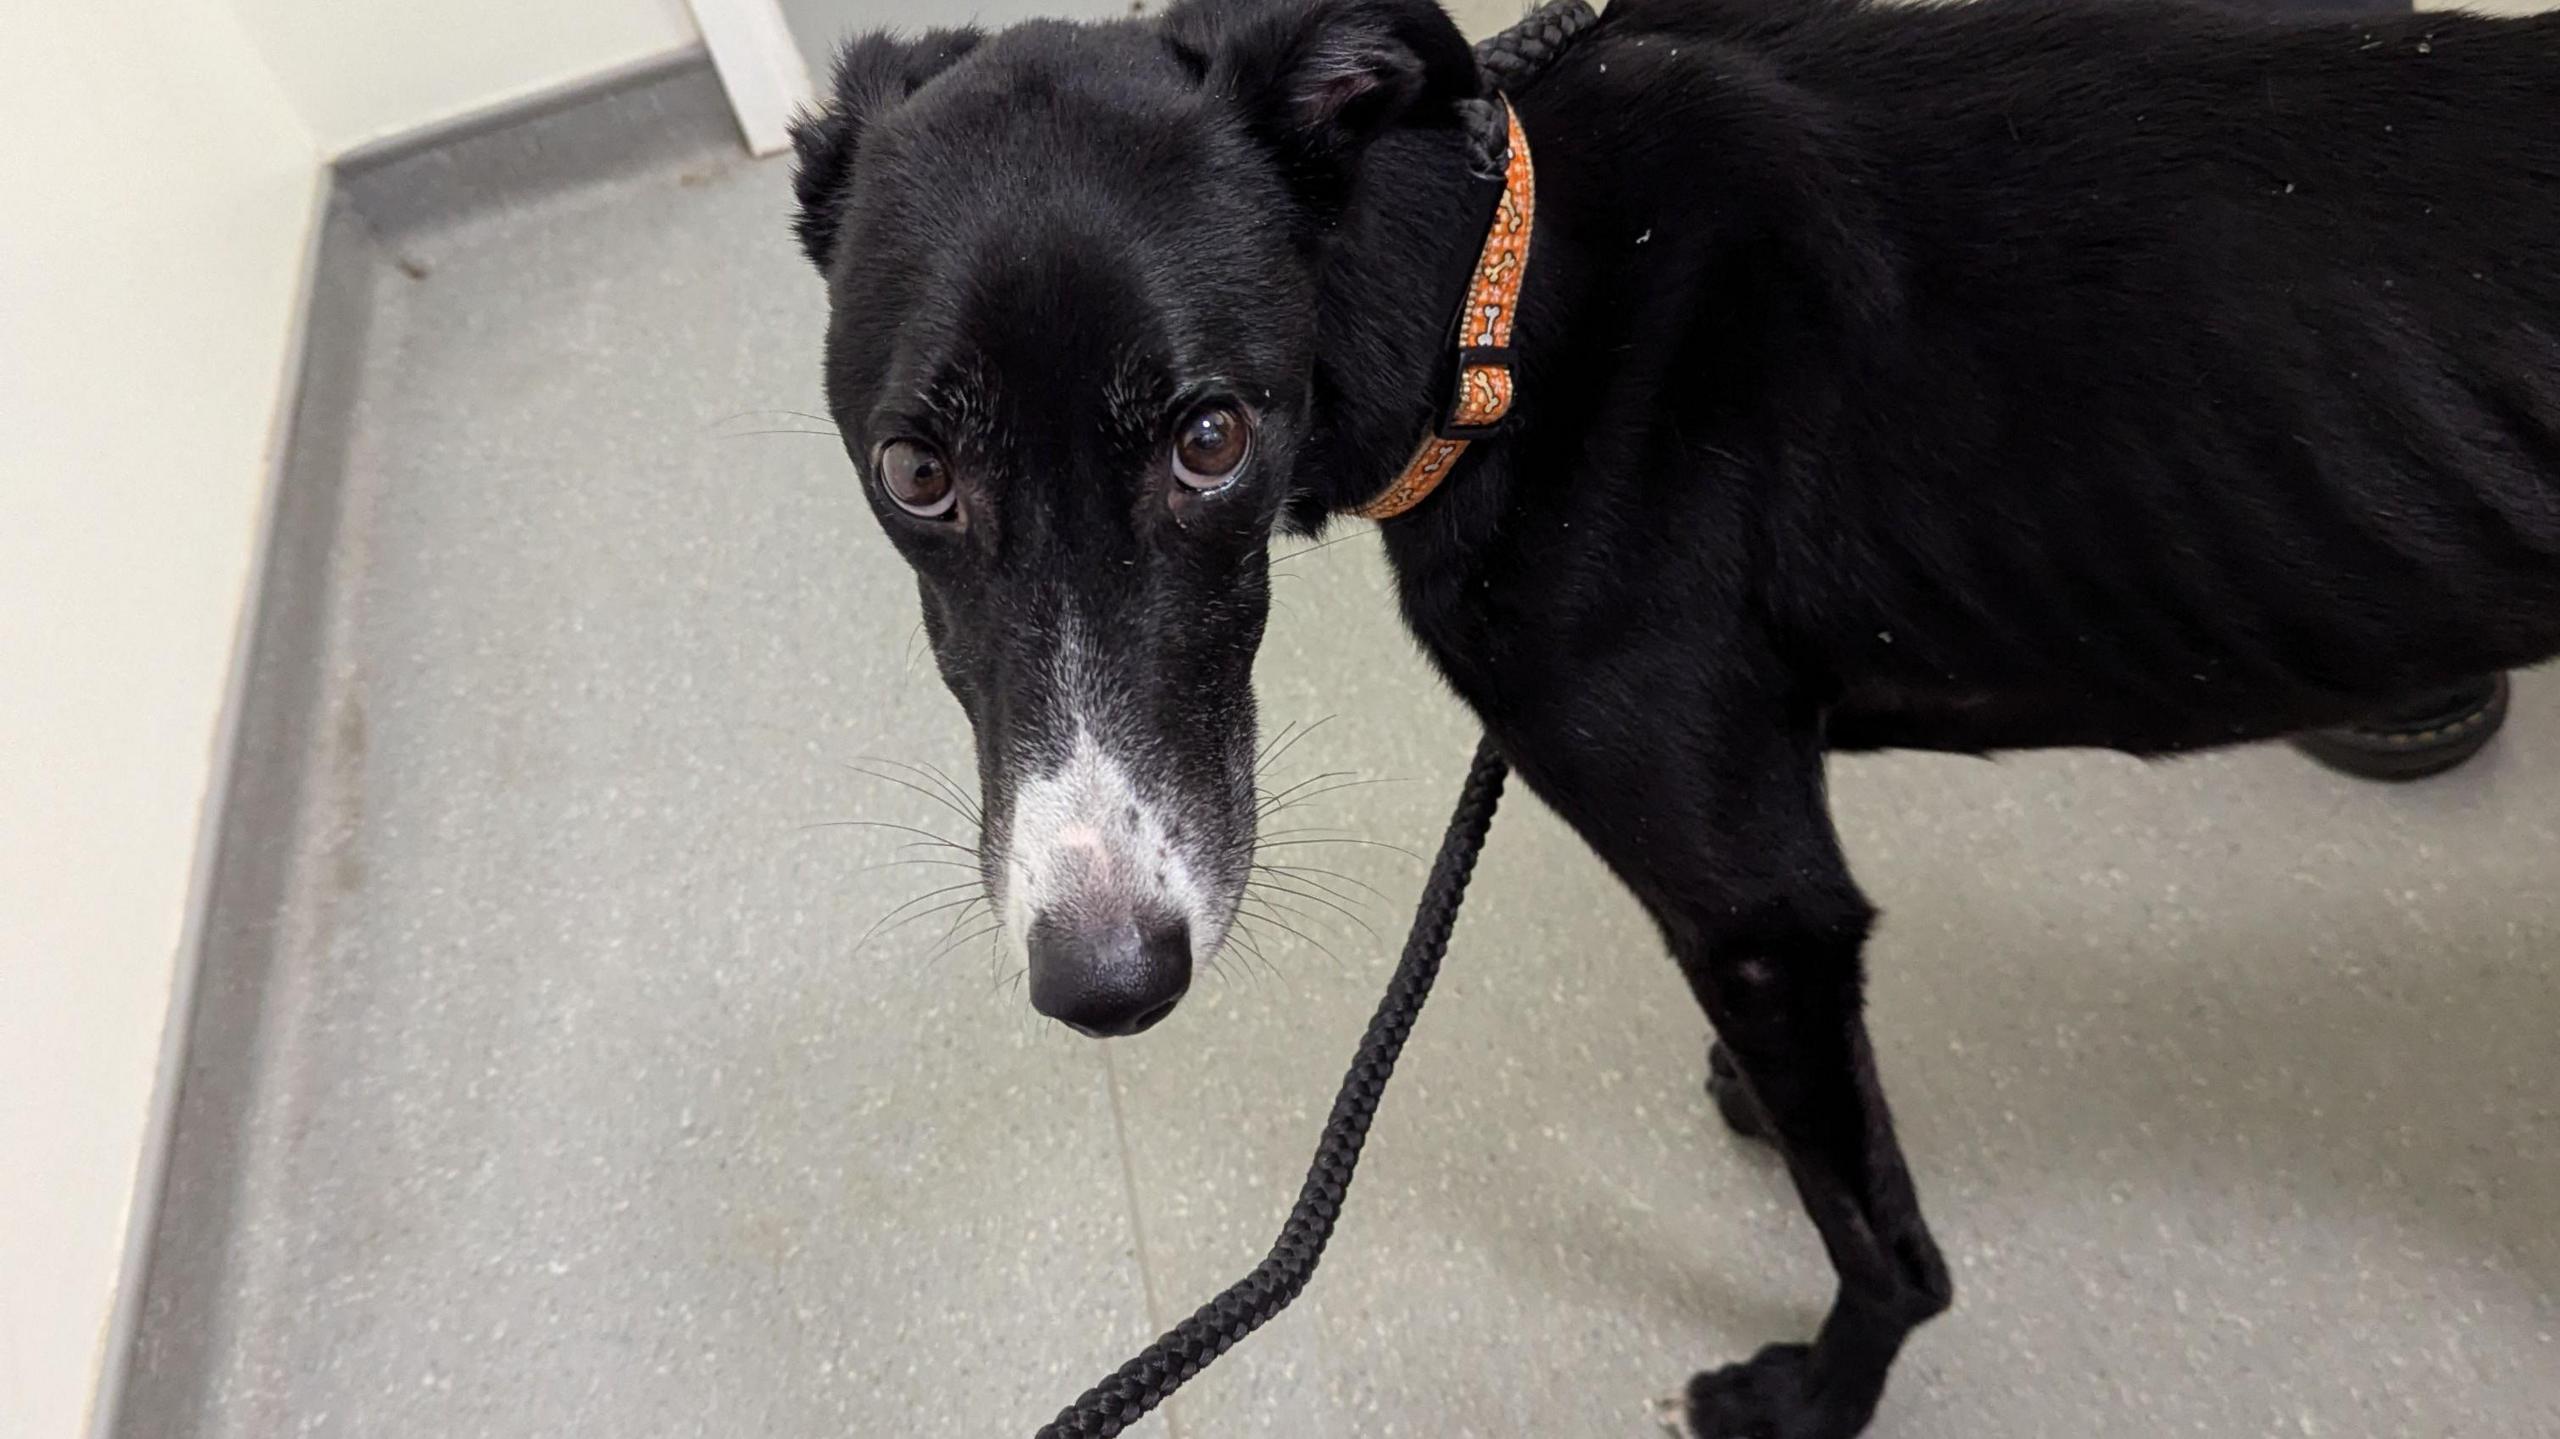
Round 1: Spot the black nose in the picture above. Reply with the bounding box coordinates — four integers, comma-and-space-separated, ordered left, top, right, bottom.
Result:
1026, 914, 1192, 1037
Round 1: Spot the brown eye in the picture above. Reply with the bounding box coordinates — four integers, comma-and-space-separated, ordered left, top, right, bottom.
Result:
875, 439, 956, 518
1171, 404, 1250, 491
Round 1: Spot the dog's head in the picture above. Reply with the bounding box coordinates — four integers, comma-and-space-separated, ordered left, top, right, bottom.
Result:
791, 1, 1479, 1035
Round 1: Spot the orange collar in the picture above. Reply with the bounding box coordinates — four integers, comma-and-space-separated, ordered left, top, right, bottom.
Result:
1352, 102, 1538, 523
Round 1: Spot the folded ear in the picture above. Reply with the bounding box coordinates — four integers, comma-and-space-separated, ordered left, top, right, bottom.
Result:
1172, 0, 1480, 177
790, 27, 983, 272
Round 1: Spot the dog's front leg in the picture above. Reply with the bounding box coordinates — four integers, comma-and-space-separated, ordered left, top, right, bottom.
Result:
1639, 727, 1951, 1439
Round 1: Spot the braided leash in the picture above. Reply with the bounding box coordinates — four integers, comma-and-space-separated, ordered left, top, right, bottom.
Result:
1031, 11, 1595, 1434
1477, 0, 1601, 93
1458, 0, 1601, 164
1034, 738, 1507, 1439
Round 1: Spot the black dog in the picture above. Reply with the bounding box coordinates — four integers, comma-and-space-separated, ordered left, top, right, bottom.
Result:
787, 1, 2560, 1432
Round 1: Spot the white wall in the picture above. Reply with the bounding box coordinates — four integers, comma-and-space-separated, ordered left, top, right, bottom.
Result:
0, 4, 318, 1437
1445, 0, 1535, 35
231, 0, 702, 155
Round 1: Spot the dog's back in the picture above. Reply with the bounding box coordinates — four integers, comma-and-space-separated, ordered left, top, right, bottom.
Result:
1562, 1, 2560, 749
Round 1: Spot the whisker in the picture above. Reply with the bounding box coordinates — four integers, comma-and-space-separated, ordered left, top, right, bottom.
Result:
801, 819, 980, 856
1236, 939, 1284, 984
718, 428, 846, 440
1222, 922, 1277, 976
932, 923, 1003, 969
909, 761, 983, 822
846, 755, 974, 806
873, 893, 989, 945
886, 879, 986, 906
1249, 871, 1378, 921
1255, 718, 1301, 769
855, 856, 984, 876
1246, 879, 1378, 941
1246, 868, 1370, 909
841, 760, 981, 828
1269, 529, 1368, 568
1256, 713, 1335, 776
713, 407, 839, 428
1235, 899, 1342, 968
1241, 889, 1336, 930
915, 902, 995, 959
855, 881, 987, 951
1251, 861, 1387, 900
1259, 776, 1410, 818
841, 765, 967, 821
849, 754, 982, 821
1256, 769, 1360, 813
910, 894, 991, 959
1238, 890, 1329, 932
1253, 835, 1422, 861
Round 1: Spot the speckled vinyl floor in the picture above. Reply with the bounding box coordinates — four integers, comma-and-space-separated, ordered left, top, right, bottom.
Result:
119, 61, 2560, 1439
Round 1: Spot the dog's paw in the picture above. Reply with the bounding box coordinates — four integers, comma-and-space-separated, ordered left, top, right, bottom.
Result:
1705, 1042, 1777, 1145
1683, 1345, 1867, 1439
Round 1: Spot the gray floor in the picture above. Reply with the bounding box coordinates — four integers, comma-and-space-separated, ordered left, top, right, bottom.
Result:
120, 60, 2560, 1439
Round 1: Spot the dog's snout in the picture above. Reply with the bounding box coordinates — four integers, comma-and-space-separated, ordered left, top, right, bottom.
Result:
1026, 913, 1192, 1038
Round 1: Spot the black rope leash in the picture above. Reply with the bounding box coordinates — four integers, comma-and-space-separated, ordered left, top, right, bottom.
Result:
1034, 738, 1509, 1439
1475, 0, 1602, 98
1457, 0, 1600, 167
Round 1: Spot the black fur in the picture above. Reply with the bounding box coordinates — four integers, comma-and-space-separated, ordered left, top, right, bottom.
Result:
793, 26, 985, 269
790, 1, 2560, 1433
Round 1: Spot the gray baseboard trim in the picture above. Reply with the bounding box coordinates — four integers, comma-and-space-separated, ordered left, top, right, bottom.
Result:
97, 50, 745, 1439
99, 193, 382, 1439
332, 44, 714, 175
339, 51, 737, 243
82, 160, 341, 1439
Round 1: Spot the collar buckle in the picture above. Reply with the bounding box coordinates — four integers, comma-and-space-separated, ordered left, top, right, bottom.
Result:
1435, 344, 1518, 442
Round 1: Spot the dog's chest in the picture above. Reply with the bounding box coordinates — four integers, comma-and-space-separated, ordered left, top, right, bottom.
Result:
1380, 508, 1753, 778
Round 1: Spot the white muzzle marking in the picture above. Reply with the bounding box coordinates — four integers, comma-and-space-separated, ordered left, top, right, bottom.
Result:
1002, 724, 1215, 957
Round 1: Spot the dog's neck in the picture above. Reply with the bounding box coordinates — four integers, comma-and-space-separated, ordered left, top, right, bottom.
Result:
1297, 121, 1552, 529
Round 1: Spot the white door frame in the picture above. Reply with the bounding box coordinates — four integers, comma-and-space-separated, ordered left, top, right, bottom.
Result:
686, 0, 816, 157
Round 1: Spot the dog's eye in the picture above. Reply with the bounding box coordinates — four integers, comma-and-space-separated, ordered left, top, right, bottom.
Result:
875, 439, 956, 518
1171, 404, 1250, 491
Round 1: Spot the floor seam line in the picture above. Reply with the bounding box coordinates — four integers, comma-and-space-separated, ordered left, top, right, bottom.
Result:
1101, 1042, 1184, 1439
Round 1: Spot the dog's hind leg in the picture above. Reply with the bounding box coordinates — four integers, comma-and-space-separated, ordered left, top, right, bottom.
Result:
1641, 728, 1951, 1439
